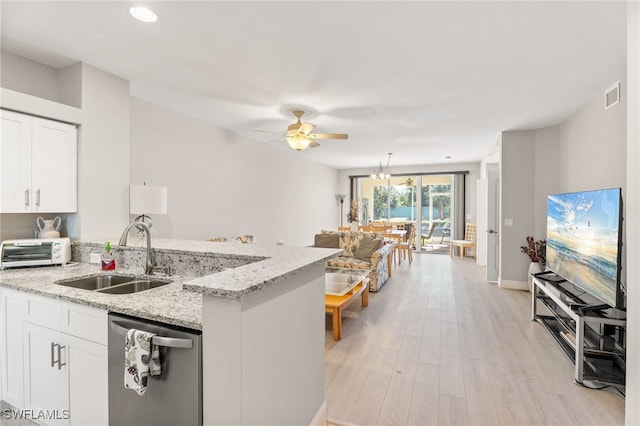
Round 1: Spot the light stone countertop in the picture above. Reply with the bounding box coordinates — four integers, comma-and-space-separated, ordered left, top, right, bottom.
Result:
102, 238, 342, 299
0, 238, 342, 330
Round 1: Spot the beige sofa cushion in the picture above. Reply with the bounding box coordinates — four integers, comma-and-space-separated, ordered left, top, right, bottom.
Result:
314, 233, 339, 248
354, 237, 383, 261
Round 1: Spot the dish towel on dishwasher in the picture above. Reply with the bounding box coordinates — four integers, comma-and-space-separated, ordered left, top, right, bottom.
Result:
124, 328, 161, 396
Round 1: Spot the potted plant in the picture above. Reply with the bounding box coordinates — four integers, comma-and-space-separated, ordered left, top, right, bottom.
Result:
521, 236, 546, 291
347, 199, 359, 231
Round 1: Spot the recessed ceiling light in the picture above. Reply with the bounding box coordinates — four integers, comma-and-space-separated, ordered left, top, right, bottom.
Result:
445, 156, 452, 159
130, 6, 157, 23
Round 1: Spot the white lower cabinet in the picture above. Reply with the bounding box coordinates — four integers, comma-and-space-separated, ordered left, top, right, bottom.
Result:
0, 288, 27, 408
23, 323, 69, 426
65, 333, 108, 426
0, 289, 108, 426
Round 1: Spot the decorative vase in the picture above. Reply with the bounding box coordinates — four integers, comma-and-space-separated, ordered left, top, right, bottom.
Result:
350, 221, 358, 232
36, 216, 61, 239
528, 261, 545, 292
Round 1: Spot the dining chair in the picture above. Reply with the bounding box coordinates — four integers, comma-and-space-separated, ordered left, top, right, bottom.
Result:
450, 223, 477, 258
398, 223, 414, 264
371, 223, 392, 233
421, 223, 437, 248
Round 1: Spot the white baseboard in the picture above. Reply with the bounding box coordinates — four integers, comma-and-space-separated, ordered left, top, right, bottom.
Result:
498, 279, 528, 291
310, 401, 327, 426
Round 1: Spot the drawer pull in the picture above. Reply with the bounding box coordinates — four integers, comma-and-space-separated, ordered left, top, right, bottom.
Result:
57, 344, 66, 370
50, 342, 56, 368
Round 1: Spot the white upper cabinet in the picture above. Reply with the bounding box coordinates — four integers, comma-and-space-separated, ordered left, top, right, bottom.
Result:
0, 109, 32, 212
1, 110, 77, 213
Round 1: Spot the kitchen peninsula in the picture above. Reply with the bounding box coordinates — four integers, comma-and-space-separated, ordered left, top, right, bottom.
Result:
0, 239, 341, 425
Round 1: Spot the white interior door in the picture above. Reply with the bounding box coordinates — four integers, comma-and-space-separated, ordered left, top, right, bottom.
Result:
486, 169, 499, 282
476, 179, 488, 266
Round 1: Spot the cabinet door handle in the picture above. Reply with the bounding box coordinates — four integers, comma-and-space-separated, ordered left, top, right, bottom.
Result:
36, 189, 41, 207
57, 344, 66, 370
25, 189, 30, 207
50, 342, 57, 368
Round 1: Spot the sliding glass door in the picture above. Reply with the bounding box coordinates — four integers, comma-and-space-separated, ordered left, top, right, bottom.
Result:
353, 173, 461, 253
420, 175, 453, 253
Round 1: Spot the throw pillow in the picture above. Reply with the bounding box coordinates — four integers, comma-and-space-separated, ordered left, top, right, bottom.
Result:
354, 237, 382, 261
315, 233, 339, 248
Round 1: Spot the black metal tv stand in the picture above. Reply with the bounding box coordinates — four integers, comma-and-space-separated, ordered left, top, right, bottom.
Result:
531, 275, 626, 393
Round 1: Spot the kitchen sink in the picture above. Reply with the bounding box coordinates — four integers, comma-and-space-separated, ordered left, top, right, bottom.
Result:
55, 274, 172, 294
55, 274, 135, 290
98, 279, 172, 294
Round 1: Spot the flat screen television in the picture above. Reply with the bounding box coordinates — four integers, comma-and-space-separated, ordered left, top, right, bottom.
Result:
546, 188, 624, 309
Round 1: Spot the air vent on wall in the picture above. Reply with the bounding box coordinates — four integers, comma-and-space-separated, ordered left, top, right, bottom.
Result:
604, 81, 620, 110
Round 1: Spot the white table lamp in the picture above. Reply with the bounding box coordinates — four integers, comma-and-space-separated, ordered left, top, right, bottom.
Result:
129, 184, 168, 228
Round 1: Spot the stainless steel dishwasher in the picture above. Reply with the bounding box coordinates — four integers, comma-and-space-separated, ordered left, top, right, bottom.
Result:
108, 313, 202, 426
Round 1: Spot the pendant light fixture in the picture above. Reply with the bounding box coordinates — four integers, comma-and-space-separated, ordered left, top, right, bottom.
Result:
370, 153, 392, 179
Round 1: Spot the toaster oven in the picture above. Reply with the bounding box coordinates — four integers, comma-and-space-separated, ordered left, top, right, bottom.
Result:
0, 238, 71, 269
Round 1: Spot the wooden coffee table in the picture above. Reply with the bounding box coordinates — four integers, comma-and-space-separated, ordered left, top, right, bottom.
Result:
325, 267, 370, 341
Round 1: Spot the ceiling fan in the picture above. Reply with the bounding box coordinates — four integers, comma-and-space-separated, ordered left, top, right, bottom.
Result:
402, 178, 415, 186
256, 110, 349, 151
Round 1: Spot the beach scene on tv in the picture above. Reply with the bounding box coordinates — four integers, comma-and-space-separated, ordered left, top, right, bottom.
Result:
546, 188, 621, 307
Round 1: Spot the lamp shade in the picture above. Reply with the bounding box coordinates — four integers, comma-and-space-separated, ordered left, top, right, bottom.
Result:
129, 185, 168, 215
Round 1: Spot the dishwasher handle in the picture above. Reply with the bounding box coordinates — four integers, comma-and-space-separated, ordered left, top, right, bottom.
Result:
110, 321, 193, 349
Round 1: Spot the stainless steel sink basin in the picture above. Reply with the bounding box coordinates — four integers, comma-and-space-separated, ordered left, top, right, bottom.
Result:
97, 279, 172, 294
55, 274, 135, 290
55, 274, 172, 294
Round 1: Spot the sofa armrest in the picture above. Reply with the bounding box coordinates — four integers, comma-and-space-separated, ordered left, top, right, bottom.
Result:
369, 244, 391, 269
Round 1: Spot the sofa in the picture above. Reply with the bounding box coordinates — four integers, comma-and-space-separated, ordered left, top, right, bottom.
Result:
314, 230, 392, 292
209, 235, 255, 243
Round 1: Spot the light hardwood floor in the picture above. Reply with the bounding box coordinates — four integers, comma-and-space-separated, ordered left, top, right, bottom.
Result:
324, 253, 625, 426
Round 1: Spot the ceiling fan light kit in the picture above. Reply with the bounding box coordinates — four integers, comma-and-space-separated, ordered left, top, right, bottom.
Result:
287, 138, 311, 151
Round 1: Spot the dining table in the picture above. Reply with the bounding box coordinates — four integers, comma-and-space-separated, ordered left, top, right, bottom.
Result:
384, 229, 407, 264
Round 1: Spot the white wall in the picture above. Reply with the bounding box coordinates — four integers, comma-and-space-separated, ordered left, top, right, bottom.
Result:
625, 2, 639, 424
557, 82, 627, 192
499, 130, 535, 288
129, 98, 339, 247
0, 51, 59, 103
66, 64, 131, 241
533, 125, 561, 238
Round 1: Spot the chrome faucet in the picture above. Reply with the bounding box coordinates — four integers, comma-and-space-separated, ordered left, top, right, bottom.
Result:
118, 222, 155, 275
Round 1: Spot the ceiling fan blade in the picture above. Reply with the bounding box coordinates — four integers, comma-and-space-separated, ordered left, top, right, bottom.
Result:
309, 133, 349, 140
297, 122, 315, 136
309, 141, 321, 148
252, 129, 281, 134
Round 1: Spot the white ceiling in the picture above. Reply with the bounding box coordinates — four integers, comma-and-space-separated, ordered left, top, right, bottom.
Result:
0, 1, 627, 170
